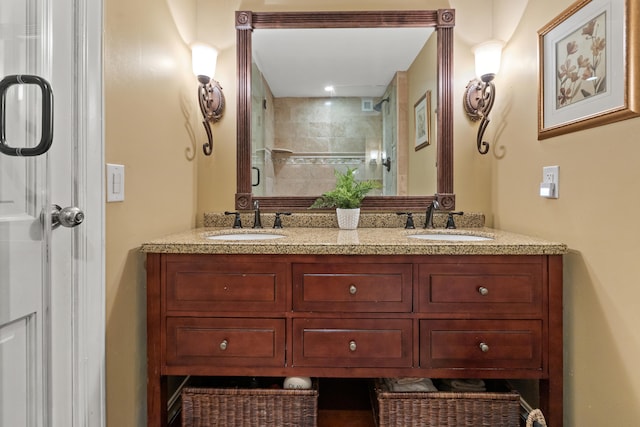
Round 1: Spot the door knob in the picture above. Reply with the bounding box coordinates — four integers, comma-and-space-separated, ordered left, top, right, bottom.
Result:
51, 204, 85, 229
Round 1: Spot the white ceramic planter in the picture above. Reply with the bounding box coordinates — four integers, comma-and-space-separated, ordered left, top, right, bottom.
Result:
336, 208, 360, 230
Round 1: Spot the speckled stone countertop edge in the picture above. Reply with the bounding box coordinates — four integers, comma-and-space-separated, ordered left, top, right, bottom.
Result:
140, 226, 568, 256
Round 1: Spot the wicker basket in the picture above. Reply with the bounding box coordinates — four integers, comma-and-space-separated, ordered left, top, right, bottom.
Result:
372, 379, 520, 427
182, 381, 318, 427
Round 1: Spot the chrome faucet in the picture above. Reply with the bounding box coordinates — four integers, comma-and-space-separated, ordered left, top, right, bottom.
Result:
252, 200, 263, 228
424, 199, 439, 228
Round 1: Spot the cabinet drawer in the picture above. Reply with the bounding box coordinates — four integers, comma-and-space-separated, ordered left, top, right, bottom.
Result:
418, 262, 543, 314
293, 318, 412, 367
165, 317, 285, 367
420, 320, 542, 370
293, 263, 412, 312
165, 260, 287, 312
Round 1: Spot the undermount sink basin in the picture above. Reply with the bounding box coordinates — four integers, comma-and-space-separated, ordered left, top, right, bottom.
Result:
407, 233, 493, 242
206, 233, 285, 241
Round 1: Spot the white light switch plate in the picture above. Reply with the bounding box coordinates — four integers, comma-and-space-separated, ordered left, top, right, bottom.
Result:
107, 163, 125, 202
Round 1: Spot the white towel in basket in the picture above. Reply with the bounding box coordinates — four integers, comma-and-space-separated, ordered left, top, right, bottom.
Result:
439, 379, 486, 392
384, 377, 438, 392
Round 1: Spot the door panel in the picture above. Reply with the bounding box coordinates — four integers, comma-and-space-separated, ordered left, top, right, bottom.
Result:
0, 315, 36, 426
0, 124, 49, 427
0, 0, 52, 426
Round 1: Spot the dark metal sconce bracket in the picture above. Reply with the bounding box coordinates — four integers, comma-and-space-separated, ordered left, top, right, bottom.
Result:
198, 75, 225, 156
463, 75, 495, 155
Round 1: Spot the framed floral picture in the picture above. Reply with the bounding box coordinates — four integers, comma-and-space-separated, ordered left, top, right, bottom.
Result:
414, 90, 431, 151
538, 0, 640, 139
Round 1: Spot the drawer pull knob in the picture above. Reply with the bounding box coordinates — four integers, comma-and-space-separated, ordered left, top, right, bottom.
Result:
479, 342, 490, 352
349, 340, 357, 352
478, 286, 489, 296
349, 285, 357, 295
219, 339, 228, 351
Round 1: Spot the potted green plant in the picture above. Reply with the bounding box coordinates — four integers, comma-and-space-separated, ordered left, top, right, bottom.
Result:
310, 167, 381, 229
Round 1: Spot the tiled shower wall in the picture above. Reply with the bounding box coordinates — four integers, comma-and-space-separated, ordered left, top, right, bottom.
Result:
268, 97, 384, 197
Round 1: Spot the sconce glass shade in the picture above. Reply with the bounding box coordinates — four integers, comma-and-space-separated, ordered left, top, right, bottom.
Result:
473, 40, 503, 81
191, 43, 218, 78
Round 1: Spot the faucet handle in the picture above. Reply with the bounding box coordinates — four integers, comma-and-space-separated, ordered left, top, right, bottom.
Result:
396, 212, 415, 229
224, 211, 242, 228
273, 212, 292, 229
445, 211, 464, 229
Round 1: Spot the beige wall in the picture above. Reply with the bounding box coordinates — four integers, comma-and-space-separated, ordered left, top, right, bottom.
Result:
104, 0, 199, 425
488, 0, 640, 425
196, 45, 237, 220
105, 0, 640, 425
407, 31, 438, 196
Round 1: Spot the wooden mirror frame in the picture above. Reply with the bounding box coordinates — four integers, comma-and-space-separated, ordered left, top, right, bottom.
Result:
235, 9, 455, 211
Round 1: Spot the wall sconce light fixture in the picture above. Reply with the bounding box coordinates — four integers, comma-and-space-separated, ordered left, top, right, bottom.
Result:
463, 40, 503, 155
192, 43, 225, 156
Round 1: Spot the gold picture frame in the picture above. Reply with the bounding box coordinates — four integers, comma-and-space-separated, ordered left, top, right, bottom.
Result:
414, 90, 431, 150
538, 0, 640, 140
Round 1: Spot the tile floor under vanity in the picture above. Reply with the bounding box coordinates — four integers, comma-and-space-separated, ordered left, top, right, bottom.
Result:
317, 379, 376, 427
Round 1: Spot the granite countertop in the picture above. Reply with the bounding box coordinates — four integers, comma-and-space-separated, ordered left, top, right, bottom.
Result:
140, 226, 568, 256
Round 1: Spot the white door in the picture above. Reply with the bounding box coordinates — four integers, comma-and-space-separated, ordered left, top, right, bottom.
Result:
0, 0, 105, 426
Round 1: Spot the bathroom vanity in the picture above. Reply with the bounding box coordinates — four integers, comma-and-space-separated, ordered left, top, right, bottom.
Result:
143, 226, 566, 426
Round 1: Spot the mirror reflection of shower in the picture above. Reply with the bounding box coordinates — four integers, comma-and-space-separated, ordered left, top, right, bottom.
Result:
376, 92, 397, 196
251, 79, 403, 198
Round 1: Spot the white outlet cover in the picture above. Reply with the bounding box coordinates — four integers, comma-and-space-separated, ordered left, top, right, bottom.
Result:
541, 165, 559, 198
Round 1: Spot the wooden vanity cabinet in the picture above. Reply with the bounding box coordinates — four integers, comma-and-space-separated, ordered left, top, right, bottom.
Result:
147, 253, 563, 426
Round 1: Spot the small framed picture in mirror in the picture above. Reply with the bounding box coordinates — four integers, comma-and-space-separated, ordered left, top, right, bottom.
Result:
414, 90, 431, 151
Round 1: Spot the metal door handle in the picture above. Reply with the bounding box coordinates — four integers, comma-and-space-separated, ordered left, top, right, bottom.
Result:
51, 204, 84, 229
252, 166, 260, 187
0, 75, 53, 157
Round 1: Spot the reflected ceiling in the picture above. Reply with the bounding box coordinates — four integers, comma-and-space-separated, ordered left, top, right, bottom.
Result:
252, 27, 434, 98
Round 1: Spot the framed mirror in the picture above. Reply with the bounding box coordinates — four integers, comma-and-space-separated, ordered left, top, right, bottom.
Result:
236, 9, 455, 211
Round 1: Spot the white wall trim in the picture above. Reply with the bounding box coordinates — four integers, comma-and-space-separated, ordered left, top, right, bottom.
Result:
73, 0, 105, 425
